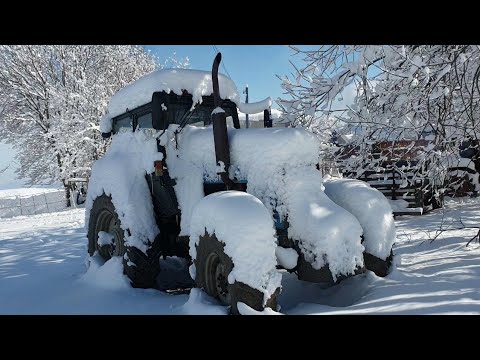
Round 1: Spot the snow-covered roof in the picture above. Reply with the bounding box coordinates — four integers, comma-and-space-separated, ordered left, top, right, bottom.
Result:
107, 68, 272, 119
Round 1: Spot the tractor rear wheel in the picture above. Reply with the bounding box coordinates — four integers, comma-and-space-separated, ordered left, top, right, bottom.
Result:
87, 194, 159, 288
87, 194, 125, 260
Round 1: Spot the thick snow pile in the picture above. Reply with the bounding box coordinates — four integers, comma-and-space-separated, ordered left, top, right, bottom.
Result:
85, 130, 162, 253
81, 253, 131, 290
275, 247, 298, 270
228, 128, 321, 222
237, 302, 283, 315
189, 191, 282, 304
323, 177, 396, 260
100, 69, 272, 133
167, 125, 364, 279
181, 288, 229, 315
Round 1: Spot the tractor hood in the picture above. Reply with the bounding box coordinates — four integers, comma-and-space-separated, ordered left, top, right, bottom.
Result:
163, 124, 322, 183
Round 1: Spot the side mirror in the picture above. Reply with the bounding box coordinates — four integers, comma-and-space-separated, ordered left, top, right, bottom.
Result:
101, 131, 111, 139
152, 92, 168, 130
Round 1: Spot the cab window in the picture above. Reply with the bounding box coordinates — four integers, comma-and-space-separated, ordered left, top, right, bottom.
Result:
113, 116, 133, 134
137, 112, 152, 129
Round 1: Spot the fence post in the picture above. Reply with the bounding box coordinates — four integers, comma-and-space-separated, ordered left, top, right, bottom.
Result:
392, 167, 397, 200
44, 193, 50, 213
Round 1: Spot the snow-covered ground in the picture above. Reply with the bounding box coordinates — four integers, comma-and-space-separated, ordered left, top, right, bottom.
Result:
1, 198, 479, 314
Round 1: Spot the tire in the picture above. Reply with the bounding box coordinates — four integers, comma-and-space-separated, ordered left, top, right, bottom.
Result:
87, 194, 159, 288
424, 188, 443, 210
87, 194, 126, 260
76, 189, 86, 205
364, 249, 394, 277
431, 192, 444, 210
194, 232, 279, 315
296, 248, 365, 284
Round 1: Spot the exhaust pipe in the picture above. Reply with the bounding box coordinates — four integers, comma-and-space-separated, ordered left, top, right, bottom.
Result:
211, 53, 234, 189
264, 108, 272, 128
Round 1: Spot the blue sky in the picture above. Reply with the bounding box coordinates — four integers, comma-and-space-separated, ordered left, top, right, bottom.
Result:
0, 142, 25, 189
0, 45, 313, 189
145, 45, 306, 106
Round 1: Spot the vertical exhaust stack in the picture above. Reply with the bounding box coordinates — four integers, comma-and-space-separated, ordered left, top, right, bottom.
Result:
264, 108, 272, 128
211, 53, 234, 189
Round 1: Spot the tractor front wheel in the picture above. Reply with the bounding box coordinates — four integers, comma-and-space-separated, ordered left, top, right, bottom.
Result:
195, 232, 278, 315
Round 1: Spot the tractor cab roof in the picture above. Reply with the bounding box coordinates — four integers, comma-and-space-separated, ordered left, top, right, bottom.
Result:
101, 69, 272, 134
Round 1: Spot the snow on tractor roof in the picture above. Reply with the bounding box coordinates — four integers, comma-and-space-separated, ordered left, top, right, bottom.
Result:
101, 69, 272, 133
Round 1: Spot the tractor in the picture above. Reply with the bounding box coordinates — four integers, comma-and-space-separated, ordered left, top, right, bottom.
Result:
86, 53, 396, 314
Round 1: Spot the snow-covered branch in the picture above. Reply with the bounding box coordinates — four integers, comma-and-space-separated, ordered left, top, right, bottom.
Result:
279, 45, 480, 197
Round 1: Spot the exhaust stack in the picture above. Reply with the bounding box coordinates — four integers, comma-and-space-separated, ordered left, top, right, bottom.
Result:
211, 53, 234, 189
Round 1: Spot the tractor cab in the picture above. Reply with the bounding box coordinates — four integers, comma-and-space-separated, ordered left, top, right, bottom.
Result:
108, 91, 244, 136
104, 89, 272, 140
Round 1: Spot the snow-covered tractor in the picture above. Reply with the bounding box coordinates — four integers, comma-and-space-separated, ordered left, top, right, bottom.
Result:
86, 53, 396, 314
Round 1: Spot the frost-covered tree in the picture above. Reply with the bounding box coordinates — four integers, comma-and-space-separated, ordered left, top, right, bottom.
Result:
279, 45, 480, 195
0, 46, 163, 202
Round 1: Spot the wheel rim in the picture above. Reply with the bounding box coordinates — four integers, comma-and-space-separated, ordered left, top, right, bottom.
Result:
204, 252, 231, 305
95, 209, 124, 260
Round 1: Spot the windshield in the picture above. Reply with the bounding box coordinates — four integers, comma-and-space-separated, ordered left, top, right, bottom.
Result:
168, 102, 215, 127
166, 95, 238, 128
